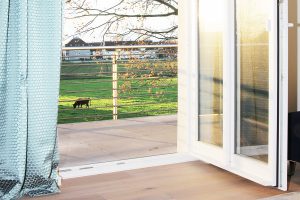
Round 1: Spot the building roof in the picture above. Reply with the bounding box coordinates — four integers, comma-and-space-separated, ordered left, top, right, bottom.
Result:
65, 38, 89, 47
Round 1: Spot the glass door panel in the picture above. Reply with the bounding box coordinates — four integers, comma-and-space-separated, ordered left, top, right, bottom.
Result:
194, 0, 278, 186
198, 0, 224, 147
235, 0, 272, 163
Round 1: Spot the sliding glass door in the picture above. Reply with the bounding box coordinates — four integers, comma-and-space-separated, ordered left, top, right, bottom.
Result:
194, 0, 279, 186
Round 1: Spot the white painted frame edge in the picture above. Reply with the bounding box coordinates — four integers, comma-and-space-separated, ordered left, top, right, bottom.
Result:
278, 0, 289, 191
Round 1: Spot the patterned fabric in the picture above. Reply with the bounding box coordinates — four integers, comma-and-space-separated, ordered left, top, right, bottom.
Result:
0, 0, 61, 199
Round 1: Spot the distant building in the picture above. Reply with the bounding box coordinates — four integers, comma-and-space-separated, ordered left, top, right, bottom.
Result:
64, 38, 93, 61
63, 38, 177, 61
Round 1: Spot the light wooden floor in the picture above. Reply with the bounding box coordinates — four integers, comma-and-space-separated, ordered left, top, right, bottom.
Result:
23, 161, 300, 200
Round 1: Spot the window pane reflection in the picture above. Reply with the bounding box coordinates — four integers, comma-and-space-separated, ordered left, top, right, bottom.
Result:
235, 0, 271, 162
198, 0, 224, 147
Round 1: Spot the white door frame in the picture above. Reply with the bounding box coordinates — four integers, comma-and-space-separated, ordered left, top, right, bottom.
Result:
278, 0, 289, 191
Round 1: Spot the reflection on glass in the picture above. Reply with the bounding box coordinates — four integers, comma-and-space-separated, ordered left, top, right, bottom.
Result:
198, 0, 223, 147
235, 0, 270, 162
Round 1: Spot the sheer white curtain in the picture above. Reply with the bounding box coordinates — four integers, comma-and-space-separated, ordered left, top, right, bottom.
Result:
0, 0, 62, 199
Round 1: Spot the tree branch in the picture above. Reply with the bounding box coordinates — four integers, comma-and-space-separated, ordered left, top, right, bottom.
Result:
65, 0, 178, 41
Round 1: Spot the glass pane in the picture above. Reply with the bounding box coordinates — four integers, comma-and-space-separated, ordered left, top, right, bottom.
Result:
235, 0, 271, 162
198, 0, 224, 147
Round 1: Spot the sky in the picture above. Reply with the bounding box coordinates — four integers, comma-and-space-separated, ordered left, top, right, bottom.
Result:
63, 0, 177, 44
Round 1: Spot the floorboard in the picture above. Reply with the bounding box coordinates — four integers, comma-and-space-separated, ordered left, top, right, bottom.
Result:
23, 161, 300, 200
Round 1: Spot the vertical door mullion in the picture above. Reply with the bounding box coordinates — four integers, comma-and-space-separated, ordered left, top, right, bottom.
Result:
224, 0, 236, 165
278, 0, 288, 190
234, 0, 241, 156
268, 0, 279, 185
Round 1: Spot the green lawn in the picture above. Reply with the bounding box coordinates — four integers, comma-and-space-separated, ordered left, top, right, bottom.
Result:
58, 61, 178, 124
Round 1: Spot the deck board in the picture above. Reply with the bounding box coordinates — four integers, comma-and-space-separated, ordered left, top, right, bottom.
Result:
58, 115, 177, 167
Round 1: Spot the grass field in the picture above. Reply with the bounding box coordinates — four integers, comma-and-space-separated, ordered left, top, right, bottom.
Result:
58, 61, 178, 124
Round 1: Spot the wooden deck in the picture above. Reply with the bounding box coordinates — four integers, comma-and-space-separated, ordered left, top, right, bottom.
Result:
23, 161, 300, 200
59, 115, 177, 167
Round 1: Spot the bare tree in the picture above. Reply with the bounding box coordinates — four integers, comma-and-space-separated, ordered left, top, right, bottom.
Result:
65, 0, 178, 41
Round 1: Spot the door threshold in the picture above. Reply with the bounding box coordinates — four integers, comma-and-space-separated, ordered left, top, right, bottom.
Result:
59, 153, 198, 179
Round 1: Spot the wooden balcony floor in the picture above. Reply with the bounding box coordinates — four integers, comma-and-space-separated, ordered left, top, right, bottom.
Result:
59, 115, 177, 168
23, 161, 300, 200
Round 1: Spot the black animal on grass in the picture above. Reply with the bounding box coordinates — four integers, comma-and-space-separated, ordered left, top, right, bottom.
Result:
73, 98, 91, 109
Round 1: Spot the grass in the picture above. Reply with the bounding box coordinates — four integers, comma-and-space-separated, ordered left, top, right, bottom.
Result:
58, 61, 178, 124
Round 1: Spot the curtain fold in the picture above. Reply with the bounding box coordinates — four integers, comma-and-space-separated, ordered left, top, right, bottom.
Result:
0, 0, 62, 199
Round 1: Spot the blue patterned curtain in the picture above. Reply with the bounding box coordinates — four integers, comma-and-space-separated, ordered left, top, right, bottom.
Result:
0, 0, 62, 199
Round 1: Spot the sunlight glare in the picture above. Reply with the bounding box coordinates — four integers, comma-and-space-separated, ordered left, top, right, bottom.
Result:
199, 0, 224, 32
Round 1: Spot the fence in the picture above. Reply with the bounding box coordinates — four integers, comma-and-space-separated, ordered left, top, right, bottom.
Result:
59, 44, 178, 124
